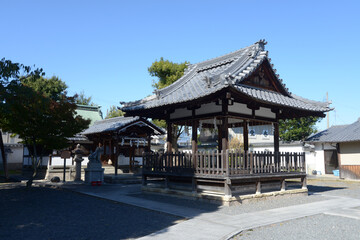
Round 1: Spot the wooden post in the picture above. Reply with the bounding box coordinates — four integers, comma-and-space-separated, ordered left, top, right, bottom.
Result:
221, 95, 229, 152
243, 121, 249, 152
115, 137, 119, 176
166, 121, 173, 153
147, 136, 151, 152
192, 117, 198, 169
218, 124, 222, 152
274, 122, 279, 154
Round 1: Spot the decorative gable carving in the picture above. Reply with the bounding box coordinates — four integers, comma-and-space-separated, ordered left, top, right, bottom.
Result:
241, 64, 282, 94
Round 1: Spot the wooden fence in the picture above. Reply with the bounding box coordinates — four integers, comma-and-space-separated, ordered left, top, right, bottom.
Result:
143, 150, 306, 177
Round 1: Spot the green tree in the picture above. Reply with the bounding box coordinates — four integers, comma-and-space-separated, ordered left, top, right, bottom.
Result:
0, 73, 90, 187
0, 58, 44, 180
21, 76, 67, 100
279, 117, 320, 141
149, 57, 189, 89
148, 58, 189, 151
106, 105, 124, 119
74, 90, 94, 106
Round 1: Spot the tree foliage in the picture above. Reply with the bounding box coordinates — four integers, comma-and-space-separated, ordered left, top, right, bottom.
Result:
279, 117, 320, 141
148, 58, 189, 151
148, 57, 189, 89
74, 90, 94, 106
229, 136, 244, 150
0, 60, 90, 185
106, 105, 124, 119
0, 58, 44, 180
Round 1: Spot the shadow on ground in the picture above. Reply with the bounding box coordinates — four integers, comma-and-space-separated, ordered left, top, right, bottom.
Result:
0, 184, 185, 240
307, 184, 346, 194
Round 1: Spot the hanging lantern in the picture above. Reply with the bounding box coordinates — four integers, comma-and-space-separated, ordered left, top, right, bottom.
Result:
130, 140, 133, 147
121, 138, 124, 146
199, 121, 203, 133
136, 140, 139, 148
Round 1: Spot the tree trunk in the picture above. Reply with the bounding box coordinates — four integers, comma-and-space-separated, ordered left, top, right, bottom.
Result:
26, 140, 39, 188
0, 130, 8, 180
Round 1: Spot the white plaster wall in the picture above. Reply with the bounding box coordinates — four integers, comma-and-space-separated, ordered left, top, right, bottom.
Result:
304, 143, 336, 175
340, 141, 360, 165
195, 102, 221, 115
50, 156, 90, 166
251, 143, 328, 175
170, 107, 192, 119
255, 107, 276, 119
228, 102, 252, 115
5, 146, 23, 165
229, 125, 274, 144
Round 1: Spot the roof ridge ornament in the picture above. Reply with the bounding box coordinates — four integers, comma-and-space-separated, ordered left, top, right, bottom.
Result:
256, 39, 267, 51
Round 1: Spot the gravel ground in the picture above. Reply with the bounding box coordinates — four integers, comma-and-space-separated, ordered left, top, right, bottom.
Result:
231, 214, 360, 240
0, 184, 182, 240
307, 179, 360, 198
230, 179, 360, 240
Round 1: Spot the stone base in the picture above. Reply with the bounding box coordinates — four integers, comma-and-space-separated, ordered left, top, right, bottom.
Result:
84, 168, 104, 184
142, 185, 308, 206
45, 166, 76, 181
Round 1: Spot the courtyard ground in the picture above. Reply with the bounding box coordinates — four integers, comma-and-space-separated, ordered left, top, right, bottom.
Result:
0, 177, 359, 240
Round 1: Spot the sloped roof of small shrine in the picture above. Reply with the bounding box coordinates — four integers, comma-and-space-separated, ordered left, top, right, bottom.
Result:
82, 116, 164, 136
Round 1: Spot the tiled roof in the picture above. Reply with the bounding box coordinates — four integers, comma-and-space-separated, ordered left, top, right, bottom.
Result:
306, 120, 360, 143
235, 85, 328, 112
122, 40, 330, 113
82, 116, 140, 135
82, 116, 164, 136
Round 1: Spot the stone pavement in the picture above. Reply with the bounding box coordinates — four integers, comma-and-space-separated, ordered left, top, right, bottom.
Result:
59, 182, 360, 240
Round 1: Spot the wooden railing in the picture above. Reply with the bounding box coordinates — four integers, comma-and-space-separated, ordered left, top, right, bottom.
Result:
143, 150, 306, 177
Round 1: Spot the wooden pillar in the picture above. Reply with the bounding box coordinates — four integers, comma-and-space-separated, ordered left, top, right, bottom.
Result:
192, 116, 198, 168
218, 124, 222, 152
243, 120, 249, 152
166, 122, 173, 153
274, 122, 279, 153
221, 98, 229, 151
147, 136, 151, 152
115, 137, 119, 175
109, 139, 113, 164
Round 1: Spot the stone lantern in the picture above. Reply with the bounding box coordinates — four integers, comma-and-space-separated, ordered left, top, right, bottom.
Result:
74, 144, 84, 181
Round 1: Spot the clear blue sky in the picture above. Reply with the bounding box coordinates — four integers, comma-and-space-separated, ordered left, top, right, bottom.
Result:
1, 0, 359, 130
